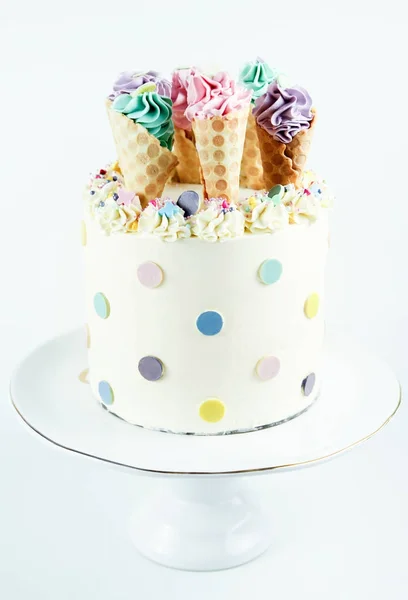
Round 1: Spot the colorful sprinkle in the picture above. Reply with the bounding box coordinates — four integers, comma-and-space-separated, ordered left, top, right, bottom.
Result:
199, 398, 225, 423
138, 356, 164, 381
98, 380, 114, 405
93, 292, 110, 319
301, 373, 316, 397
158, 201, 181, 218
137, 262, 163, 288
177, 190, 200, 217
304, 293, 319, 319
196, 311, 223, 336
258, 259, 283, 285
256, 356, 280, 380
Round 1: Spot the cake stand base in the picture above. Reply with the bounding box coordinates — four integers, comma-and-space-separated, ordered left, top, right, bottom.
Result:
10, 329, 401, 571
130, 478, 270, 571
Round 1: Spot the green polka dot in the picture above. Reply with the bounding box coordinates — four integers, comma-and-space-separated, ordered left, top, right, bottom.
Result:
258, 259, 283, 285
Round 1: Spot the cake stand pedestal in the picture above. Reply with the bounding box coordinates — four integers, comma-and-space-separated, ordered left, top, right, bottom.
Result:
10, 330, 401, 571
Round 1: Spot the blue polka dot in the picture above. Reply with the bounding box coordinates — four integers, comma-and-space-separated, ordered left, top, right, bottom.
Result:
94, 292, 110, 319
98, 380, 114, 405
258, 259, 283, 285
196, 311, 223, 336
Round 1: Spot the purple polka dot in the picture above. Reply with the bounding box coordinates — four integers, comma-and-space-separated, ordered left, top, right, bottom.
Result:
302, 373, 316, 397
137, 262, 163, 288
256, 356, 280, 380
138, 356, 164, 381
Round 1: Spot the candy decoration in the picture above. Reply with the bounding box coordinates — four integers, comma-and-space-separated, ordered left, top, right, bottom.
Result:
98, 380, 114, 405
267, 184, 284, 205
304, 293, 319, 319
138, 356, 164, 381
137, 262, 163, 288
258, 259, 283, 285
177, 190, 200, 217
80, 220, 87, 246
196, 311, 223, 336
301, 373, 316, 397
199, 398, 225, 423
93, 292, 110, 319
256, 356, 280, 380
158, 201, 181, 218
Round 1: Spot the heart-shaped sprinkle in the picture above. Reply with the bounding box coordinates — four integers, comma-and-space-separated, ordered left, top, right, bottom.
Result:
177, 190, 200, 217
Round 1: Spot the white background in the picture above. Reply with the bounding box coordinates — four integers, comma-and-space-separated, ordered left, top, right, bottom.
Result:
1, 1, 407, 598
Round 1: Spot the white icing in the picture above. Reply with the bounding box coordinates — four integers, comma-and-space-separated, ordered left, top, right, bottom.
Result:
191, 202, 245, 242
241, 195, 289, 233
84, 189, 329, 434
138, 203, 191, 241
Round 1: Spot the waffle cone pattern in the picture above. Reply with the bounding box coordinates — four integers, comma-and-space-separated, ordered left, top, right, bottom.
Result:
106, 100, 178, 207
240, 111, 265, 190
173, 127, 201, 184
192, 106, 249, 204
256, 112, 316, 189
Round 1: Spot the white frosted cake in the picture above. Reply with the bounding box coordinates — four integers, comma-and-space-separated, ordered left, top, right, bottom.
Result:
82, 60, 333, 434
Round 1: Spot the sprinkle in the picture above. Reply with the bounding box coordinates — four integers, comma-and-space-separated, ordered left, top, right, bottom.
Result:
100, 169, 107, 175
113, 193, 119, 201
221, 200, 229, 209
112, 176, 117, 181
90, 190, 95, 195
99, 201, 105, 207
158, 201, 181, 218
117, 188, 136, 206
304, 189, 311, 196
95, 175, 101, 179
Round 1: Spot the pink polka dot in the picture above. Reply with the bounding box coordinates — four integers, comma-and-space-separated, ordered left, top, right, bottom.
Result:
137, 262, 163, 288
256, 356, 280, 381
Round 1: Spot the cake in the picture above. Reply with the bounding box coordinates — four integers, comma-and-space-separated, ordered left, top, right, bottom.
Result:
82, 60, 333, 435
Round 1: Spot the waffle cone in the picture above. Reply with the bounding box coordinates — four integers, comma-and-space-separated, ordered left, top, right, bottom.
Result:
240, 111, 265, 190
192, 106, 249, 203
173, 127, 201, 184
256, 111, 316, 189
106, 99, 178, 207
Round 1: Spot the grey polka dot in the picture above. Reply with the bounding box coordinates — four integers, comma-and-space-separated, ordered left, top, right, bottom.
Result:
138, 356, 164, 381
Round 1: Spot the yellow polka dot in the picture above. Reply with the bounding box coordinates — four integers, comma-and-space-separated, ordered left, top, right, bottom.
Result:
304, 293, 320, 319
199, 399, 225, 423
80, 220, 87, 246
85, 323, 91, 348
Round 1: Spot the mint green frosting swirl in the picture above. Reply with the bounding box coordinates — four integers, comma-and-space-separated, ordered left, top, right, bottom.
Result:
239, 59, 278, 101
112, 92, 174, 150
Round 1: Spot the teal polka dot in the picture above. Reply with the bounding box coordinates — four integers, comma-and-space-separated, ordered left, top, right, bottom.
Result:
98, 381, 114, 405
258, 259, 283, 285
94, 292, 110, 319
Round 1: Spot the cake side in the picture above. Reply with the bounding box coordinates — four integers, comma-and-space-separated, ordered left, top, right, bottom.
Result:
84, 191, 328, 434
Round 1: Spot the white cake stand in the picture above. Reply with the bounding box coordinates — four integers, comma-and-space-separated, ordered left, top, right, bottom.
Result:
10, 329, 401, 571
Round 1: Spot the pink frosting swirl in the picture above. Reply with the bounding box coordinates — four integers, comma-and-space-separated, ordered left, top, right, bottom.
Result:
171, 68, 195, 130
185, 71, 251, 121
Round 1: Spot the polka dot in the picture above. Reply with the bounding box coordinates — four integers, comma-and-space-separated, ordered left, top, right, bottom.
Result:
78, 368, 89, 384
258, 259, 283, 285
147, 144, 160, 158
137, 153, 149, 165
99, 380, 114, 405
199, 399, 225, 423
93, 293, 110, 319
137, 262, 163, 288
138, 356, 164, 381
196, 311, 223, 336
85, 324, 91, 348
304, 293, 320, 319
146, 164, 159, 177
80, 220, 87, 246
214, 165, 226, 177
214, 150, 225, 161
216, 179, 227, 191
301, 373, 316, 397
256, 356, 280, 381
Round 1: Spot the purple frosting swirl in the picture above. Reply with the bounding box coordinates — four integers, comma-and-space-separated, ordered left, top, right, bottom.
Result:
253, 81, 313, 143
108, 71, 171, 100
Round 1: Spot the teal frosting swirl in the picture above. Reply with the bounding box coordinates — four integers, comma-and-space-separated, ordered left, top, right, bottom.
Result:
112, 92, 174, 150
239, 59, 278, 101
